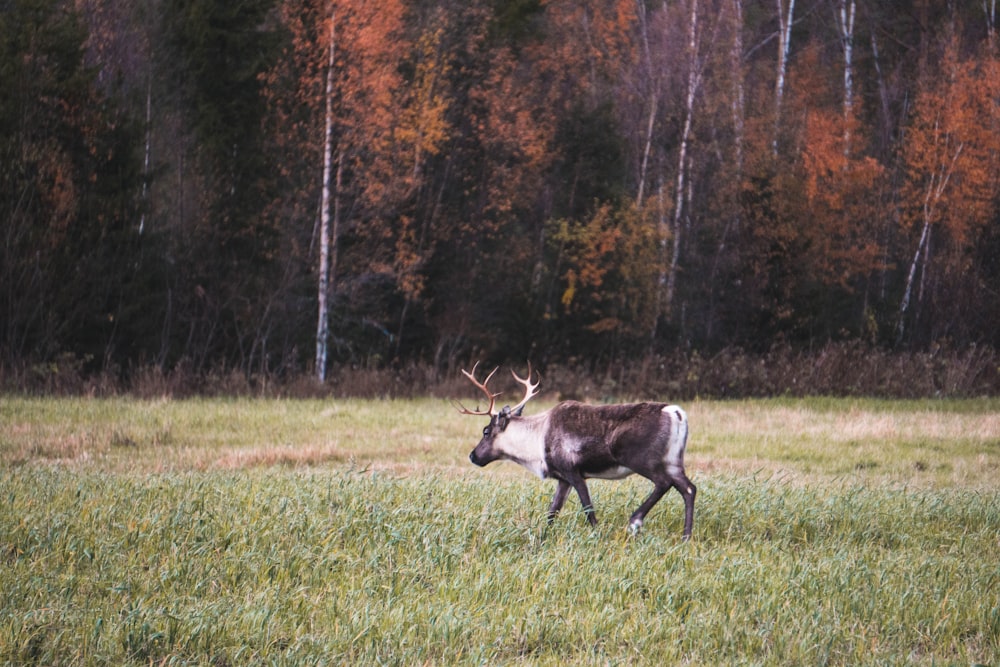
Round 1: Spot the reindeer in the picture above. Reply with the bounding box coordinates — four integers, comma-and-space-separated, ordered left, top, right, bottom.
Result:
457, 363, 695, 539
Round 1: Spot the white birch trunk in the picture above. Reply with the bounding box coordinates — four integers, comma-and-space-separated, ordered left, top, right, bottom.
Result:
897, 142, 964, 341
836, 0, 856, 154
315, 10, 337, 383
635, 0, 658, 209
896, 217, 930, 342
664, 0, 701, 318
773, 0, 795, 154
731, 0, 745, 174
985, 0, 996, 51
637, 94, 658, 210
140, 77, 152, 235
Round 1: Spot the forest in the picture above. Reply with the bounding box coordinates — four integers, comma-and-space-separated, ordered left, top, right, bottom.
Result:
3, 0, 1000, 395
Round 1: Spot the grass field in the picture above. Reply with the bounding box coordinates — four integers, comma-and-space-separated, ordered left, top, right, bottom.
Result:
1, 396, 998, 665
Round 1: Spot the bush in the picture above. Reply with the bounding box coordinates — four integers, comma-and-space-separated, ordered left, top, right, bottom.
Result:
2, 343, 998, 399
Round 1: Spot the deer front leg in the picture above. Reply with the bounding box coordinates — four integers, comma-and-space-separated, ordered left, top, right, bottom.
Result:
547, 480, 571, 523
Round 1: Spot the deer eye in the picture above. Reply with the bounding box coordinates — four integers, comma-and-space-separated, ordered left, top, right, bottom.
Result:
483, 426, 491, 437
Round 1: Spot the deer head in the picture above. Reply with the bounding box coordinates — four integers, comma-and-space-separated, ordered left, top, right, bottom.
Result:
457, 363, 541, 467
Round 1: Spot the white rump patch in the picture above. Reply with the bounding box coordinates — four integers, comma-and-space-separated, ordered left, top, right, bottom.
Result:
662, 404, 686, 420
662, 405, 689, 473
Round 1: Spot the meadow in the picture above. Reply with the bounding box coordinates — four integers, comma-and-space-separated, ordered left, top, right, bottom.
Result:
1, 396, 998, 665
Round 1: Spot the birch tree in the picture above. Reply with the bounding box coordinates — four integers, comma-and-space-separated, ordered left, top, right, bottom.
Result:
985, 0, 996, 51
268, 0, 406, 380
315, 8, 337, 382
730, 0, 745, 175
663, 0, 704, 319
773, 0, 795, 153
834, 0, 856, 153
897, 44, 1000, 342
634, 0, 659, 210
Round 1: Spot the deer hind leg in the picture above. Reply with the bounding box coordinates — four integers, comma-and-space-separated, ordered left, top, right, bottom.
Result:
671, 471, 696, 541
628, 484, 669, 534
628, 471, 696, 539
565, 475, 598, 526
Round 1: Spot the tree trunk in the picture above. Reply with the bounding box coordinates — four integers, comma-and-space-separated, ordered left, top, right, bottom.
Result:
140, 77, 152, 235
648, 178, 668, 350
836, 0, 856, 154
664, 0, 701, 319
316, 10, 337, 383
731, 0, 745, 174
635, 0, 658, 210
773, 0, 795, 154
987, 0, 997, 51
896, 217, 930, 343
637, 93, 658, 210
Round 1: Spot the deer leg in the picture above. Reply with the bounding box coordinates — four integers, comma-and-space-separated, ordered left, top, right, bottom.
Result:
671, 472, 697, 541
628, 484, 670, 534
567, 476, 598, 526
547, 480, 572, 523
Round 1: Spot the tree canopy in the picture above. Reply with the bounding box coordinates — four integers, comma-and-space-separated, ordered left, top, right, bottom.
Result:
3, 0, 1000, 386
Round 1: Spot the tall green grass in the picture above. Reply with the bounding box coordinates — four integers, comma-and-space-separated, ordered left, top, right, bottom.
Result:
2, 469, 997, 665
1, 397, 998, 664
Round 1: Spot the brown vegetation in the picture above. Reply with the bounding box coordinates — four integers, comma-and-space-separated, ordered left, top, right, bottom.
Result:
3, 343, 997, 399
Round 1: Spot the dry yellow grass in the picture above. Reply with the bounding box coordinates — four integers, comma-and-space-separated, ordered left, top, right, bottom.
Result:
2, 396, 997, 490
687, 399, 1000, 488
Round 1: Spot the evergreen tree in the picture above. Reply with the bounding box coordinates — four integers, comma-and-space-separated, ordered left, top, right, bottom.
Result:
0, 0, 143, 371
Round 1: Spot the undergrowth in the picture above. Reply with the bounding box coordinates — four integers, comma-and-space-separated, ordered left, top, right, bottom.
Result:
4, 342, 999, 399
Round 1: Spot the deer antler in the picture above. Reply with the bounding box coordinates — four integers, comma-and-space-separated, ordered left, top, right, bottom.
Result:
509, 363, 540, 415
455, 361, 501, 416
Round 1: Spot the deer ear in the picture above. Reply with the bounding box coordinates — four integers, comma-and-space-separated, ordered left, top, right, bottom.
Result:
512, 405, 524, 417
497, 406, 512, 431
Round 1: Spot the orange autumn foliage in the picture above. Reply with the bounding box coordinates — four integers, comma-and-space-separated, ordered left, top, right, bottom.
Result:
902, 47, 1000, 248
800, 108, 884, 287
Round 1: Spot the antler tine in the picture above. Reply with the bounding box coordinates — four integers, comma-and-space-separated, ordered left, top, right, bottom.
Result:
509, 362, 540, 415
455, 361, 501, 416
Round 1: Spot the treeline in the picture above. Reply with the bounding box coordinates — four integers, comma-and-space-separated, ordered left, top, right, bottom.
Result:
3, 0, 1000, 393
8, 343, 999, 399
